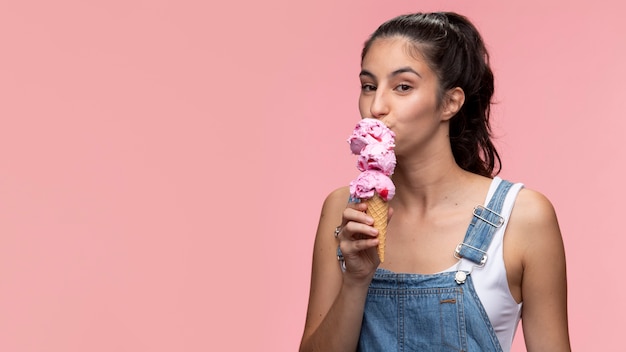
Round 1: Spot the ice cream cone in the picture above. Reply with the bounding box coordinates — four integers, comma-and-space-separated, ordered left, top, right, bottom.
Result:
366, 193, 389, 262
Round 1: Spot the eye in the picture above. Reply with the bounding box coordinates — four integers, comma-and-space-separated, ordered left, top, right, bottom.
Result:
361, 83, 376, 92
395, 84, 412, 92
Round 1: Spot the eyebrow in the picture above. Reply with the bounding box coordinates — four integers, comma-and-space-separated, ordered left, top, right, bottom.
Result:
392, 67, 422, 78
359, 66, 422, 79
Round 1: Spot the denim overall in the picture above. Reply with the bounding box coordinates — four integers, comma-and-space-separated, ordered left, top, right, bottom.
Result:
357, 180, 513, 351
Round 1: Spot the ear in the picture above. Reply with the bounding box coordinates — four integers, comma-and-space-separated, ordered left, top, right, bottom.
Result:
441, 87, 465, 121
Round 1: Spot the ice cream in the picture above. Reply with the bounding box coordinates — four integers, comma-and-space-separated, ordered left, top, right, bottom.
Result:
348, 118, 396, 155
347, 118, 396, 262
349, 170, 395, 201
357, 143, 396, 176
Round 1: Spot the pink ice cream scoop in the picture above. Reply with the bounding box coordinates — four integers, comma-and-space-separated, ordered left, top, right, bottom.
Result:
357, 143, 396, 176
347, 118, 396, 155
349, 170, 396, 201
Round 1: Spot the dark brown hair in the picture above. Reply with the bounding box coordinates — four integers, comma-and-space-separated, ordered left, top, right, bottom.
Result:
362, 12, 501, 177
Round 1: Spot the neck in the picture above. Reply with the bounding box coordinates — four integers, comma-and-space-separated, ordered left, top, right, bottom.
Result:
391, 149, 475, 211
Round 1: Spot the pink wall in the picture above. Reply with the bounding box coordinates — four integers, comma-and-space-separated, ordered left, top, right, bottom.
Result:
1, 0, 624, 350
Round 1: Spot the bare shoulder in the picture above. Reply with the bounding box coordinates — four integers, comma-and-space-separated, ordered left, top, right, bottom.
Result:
321, 186, 351, 216
509, 188, 559, 236
507, 187, 564, 265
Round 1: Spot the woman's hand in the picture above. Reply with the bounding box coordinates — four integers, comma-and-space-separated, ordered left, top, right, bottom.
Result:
336, 201, 390, 285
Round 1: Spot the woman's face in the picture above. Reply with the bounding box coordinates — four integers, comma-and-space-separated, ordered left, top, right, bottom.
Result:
359, 36, 449, 158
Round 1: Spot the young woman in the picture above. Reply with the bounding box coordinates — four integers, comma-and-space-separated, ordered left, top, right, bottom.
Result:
300, 12, 570, 352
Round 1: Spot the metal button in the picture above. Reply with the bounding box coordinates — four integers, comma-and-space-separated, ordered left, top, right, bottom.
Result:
455, 271, 467, 284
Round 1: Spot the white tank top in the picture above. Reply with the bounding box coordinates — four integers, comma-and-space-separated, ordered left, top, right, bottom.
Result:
443, 177, 524, 351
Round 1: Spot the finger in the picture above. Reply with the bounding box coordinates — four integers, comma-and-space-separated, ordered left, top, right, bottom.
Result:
341, 221, 379, 241
339, 237, 379, 256
342, 206, 374, 226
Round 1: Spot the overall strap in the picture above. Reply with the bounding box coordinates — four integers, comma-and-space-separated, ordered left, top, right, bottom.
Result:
455, 179, 514, 266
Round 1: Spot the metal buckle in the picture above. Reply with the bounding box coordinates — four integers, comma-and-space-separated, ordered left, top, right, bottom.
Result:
454, 243, 488, 266
473, 205, 504, 228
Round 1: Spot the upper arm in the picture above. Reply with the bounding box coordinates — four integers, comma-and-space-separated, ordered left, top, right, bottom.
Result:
509, 189, 571, 351
301, 187, 350, 342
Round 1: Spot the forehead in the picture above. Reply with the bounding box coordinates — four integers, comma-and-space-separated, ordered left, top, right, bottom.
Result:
361, 36, 431, 75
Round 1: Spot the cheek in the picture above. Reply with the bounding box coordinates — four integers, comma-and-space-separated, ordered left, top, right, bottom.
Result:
398, 97, 438, 122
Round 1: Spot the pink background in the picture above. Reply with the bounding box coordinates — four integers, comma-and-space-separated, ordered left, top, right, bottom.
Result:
1, 0, 624, 351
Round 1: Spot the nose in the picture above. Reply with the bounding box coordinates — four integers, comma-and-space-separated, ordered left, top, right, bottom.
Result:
370, 90, 389, 119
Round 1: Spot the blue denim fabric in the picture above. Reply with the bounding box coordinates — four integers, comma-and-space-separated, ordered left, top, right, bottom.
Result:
357, 180, 513, 351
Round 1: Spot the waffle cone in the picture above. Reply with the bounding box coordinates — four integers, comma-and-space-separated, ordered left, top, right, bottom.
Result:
366, 193, 389, 262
